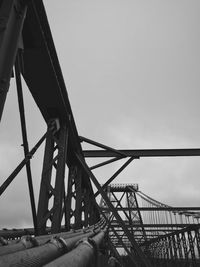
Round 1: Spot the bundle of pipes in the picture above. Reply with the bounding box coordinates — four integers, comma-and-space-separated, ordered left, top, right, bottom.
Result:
0, 217, 106, 241
0, 228, 36, 240
0, 219, 107, 266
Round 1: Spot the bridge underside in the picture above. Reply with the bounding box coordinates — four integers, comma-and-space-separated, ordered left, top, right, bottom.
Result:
0, 1, 199, 266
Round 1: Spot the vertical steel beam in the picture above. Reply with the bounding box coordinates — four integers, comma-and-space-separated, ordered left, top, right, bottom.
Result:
83, 188, 90, 226
37, 129, 55, 234
176, 233, 183, 260
133, 191, 147, 243
74, 167, 83, 229
37, 122, 68, 234
51, 125, 68, 233
195, 228, 200, 258
63, 180, 68, 231
65, 165, 76, 231
187, 230, 196, 264
65, 163, 99, 230
181, 232, 189, 263
126, 192, 136, 237
15, 51, 38, 234
168, 236, 173, 261
0, 0, 27, 121
172, 235, 178, 260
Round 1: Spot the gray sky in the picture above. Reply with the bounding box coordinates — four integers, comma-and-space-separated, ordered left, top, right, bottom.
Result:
0, 0, 200, 228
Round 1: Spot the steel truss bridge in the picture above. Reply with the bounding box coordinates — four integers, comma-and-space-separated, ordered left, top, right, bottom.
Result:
0, 1, 200, 266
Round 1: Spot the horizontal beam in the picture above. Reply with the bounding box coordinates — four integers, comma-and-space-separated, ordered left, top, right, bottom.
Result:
110, 223, 200, 228
84, 148, 200, 158
101, 207, 200, 211
110, 229, 173, 233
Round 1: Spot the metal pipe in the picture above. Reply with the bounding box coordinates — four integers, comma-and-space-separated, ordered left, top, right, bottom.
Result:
0, 217, 105, 239
0, 228, 100, 256
0, 228, 35, 239
0, 231, 96, 267
44, 230, 106, 267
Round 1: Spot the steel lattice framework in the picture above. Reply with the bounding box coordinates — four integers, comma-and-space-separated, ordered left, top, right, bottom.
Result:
100, 184, 200, 266
0, 1, 200, 266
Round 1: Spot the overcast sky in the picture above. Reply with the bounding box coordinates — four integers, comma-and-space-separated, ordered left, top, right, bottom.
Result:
0, 0, 200, 228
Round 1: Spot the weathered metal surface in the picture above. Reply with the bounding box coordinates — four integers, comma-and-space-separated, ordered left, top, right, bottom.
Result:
0, 0, 27, 121
84, 148, 200, 158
